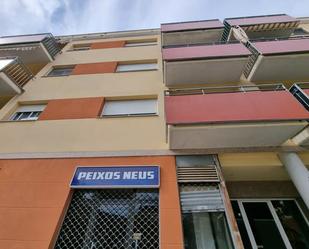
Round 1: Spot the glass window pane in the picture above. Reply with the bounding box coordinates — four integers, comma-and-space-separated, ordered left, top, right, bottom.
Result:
182, 212, 234, 249
243, 202, 287, 249
231, 201, 253, 249
116, 63, 157, 72
272, 200, 309, 249
102, 99, 157, 116
48, 67, 74, 76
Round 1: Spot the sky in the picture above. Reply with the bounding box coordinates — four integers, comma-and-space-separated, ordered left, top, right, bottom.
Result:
1, 0, 309, 36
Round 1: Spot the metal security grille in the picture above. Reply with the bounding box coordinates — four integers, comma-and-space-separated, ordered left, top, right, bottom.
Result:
54, 189, 159, 249
180, 183, 224, 212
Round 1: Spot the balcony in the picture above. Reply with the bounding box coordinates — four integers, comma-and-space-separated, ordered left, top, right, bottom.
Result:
0, 57, 33, 96
163, 42, 251, 86
161, 19, 224, 47
165, 84, 309, 150
222, 14, 299, 41
245, 37, 309, 82
0, 33, 61, 74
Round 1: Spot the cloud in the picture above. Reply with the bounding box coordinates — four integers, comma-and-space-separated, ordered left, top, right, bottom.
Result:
0, 0, 308, 36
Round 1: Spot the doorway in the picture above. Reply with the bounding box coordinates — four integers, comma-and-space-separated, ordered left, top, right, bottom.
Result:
232, 200, 309, 249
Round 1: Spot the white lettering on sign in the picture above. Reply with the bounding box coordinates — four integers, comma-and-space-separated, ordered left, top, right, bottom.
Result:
77, 170, 155, 181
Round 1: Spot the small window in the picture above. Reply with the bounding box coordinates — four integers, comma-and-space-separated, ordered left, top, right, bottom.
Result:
47, 66, 74, 77
71, 43, 91, 51
10, 104, 46, 121
102, 99, 157, 117
292, 28, 309, 36
116, 62, 157, 72
125, 40, 157, 47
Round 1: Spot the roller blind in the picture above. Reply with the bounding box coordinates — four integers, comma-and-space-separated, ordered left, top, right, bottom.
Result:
116, 63, 157, 72
16, 104, 46, 112
102, 99, 157, 116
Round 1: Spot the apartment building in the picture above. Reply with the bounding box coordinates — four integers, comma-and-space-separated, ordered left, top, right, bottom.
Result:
0, 13, 308, 249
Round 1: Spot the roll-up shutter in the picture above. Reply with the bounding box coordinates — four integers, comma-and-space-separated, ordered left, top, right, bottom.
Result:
180, 184, 224, 212
176, 156, 224, 213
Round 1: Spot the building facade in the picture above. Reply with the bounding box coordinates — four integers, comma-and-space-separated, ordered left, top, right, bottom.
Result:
0, 13, 308, 249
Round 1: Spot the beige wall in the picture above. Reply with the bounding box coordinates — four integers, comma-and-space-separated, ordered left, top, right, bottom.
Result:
0, 34, 168, 154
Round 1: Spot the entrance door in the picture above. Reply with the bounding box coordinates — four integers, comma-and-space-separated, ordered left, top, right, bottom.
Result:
232, 200, 309, 249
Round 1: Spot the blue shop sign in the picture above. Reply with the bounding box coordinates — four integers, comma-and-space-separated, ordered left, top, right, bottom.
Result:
70, 166, 160, 188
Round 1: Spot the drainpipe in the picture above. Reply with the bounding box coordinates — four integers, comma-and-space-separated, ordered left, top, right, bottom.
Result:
278, 152, 309, 209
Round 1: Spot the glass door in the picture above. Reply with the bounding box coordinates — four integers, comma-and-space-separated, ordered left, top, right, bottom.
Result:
240, 201, 289, 249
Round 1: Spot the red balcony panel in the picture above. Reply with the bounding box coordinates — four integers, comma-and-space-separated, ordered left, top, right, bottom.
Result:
225, 14, 297, 27
253, 39, 309, 55
304, 89, 309, 95
165, 91, 309, 125
163, 43, 250, 61
161, 20, 224, 32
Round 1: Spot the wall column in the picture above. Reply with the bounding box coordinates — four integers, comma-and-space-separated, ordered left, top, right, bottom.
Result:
278, 152, 309, 208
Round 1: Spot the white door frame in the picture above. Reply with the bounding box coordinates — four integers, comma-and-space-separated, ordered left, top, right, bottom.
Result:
236, 199, 293, 249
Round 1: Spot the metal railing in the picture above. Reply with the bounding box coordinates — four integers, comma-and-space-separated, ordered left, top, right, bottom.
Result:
165, 83, 286, 96
162, 39, 240, 49
248, 35, 309, 43
41, 34, 61, 59
1, 56, 33, 88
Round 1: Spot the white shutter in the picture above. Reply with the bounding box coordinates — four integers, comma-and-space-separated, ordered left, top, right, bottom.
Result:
116, 63, 157, 72
180, 185, 224, 212
102, 99, 157, 116
16, 104, 46, 112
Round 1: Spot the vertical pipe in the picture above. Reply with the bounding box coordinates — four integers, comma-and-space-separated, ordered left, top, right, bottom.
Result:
215, 156, 245, 249
278, 152, 309, 209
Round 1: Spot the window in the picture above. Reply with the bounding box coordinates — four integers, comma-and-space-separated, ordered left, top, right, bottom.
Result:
292, 28, 309, 36
116, 62, 157, 72
10, 104, 46, 121
102, 99, 157, 117
125, 40, 157, 47
47, 66, 74, 77
71, 43, 91, 51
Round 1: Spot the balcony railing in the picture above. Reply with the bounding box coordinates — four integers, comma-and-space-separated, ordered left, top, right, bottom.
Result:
165, 84, 286, 96
0, 56, 33, 89
222, 14, 299, 41
161, 19, 225, 47
165, 83, 309, 149
0, 33, 61, 64
244, 37, 309, 82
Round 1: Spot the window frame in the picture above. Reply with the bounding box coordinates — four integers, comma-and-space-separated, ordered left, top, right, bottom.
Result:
70, 43, 92, 51
46, 66, 75, 77
10, 104, 46, 121
101, 98, 158, 118
124, 39, 157, 47
116, 62, 158, 73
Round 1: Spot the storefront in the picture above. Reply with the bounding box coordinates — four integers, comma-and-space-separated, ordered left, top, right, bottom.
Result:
55, 166, 160, 248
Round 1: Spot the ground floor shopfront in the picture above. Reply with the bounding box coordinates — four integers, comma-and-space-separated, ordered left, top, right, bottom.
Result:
0, 154, 308, 249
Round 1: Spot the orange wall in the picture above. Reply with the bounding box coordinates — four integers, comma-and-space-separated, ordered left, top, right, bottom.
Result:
39, 97, 104, 120
72, 62, 118, 75
90, 41, 125, 49
0, 156, 183, 249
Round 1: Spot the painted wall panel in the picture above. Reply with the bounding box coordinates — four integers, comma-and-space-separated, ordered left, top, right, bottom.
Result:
72, 62, 117, 75
165, 91, 309, 124
0, 156, 183, 249
39, 97, 104, 120
163, 43, 251, 61
253, 38, 309, 55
